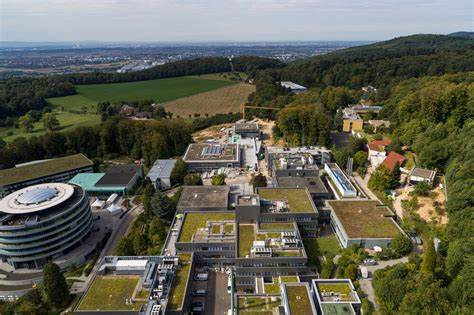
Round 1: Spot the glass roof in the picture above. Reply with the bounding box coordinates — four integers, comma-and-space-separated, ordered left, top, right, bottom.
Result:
16, 187, 58, 205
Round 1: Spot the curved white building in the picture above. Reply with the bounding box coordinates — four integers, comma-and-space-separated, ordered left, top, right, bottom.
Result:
0, 183, 93, 269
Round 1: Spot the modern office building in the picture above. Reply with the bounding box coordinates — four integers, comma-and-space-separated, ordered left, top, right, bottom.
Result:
0, 183, 93, 269
183, 143, 241, 172
0, 154, 93, 197
324, 163, 358, 198
176, 185, 230, 212
69, 164, 143, 195
312, 279, 361, 315
146, 159, 177, 190
327, 200, 403, 248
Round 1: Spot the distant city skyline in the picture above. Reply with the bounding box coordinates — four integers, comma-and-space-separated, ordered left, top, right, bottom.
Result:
1, 0, 472, 42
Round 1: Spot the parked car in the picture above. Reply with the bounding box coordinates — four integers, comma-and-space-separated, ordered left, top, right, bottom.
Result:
192, 289, 207, 296
363, 258, 377, 266
194, 273, 208, 281
191, 301, 205, 312
360, 267, 369, 279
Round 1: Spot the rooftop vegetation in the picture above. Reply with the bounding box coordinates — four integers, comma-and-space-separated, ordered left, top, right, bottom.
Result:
178, 212, 235, 242
285, 285, 314, 314
238, 224, 255, 257
167, 254, 192, 310
258, 188, 316, 213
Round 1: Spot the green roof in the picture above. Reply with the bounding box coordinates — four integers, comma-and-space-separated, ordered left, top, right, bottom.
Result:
238, 224, 255, 257
321, 303, 355, 315
69, 173, 126, 193
285, 284, 315, 315
178, 212, 235, 243
167, 254, 192, 310
258, 188, 317, 213
0, 154, 93, 186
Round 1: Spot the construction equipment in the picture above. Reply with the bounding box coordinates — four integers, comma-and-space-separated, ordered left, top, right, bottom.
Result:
241, 104, 280, 120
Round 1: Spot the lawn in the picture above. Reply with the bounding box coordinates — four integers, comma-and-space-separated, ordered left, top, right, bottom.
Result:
258, 188, 316, 213
264, 283, 281, 295
77, 276, 141, 311
303, 235, 341, 261
167, 254, 192, 310
285, 285, 313, 315
178, 212, 235, 242
47, 76, 236, 112
238, 224, 255, 257
238, 296, 281, 314
0, 111, 101, 142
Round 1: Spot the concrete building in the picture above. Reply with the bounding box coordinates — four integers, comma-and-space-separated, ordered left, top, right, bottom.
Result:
75, 255, 179, 315
327, 200, 403, 248
342, 108, 363, 132
176, 185, 230, 212
232, 122, 260, 138
146, 159, 177, 190
312, 279, 361, 315
324, 163, 358, 198
409, 167, 437, 186
183, 143, 241, 172
69, 164, 143, 196
280, 81, 307, 94
0, 154, 93, 197
0, 183, 93, 269
367, 138, 392, 169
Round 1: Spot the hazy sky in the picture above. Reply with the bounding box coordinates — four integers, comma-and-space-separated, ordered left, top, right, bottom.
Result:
1, 0, 472, 42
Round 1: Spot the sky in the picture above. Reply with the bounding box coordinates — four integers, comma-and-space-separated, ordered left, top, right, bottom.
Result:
0, 0, 472, 42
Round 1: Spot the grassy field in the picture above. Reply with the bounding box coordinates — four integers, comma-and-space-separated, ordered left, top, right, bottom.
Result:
47, 76, 236, 111
0, 111, 101, 142
164, 83, 255, 118
303, 235, 341, 262
77, 276, 140, 311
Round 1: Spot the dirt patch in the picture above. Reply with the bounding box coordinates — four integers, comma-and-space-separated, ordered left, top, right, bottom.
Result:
416, 187, 448, 225
192, 123, 232, 143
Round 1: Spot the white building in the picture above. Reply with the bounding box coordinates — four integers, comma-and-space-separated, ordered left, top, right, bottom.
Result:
147, 159, 177, 190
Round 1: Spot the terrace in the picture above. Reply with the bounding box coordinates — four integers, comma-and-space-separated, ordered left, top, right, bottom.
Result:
327, 200, 402, 239
167, 254, 192, 310
177, 212, 235, 243
77, 275, 142, 311
258, 188, 317, 214
321, 303, 356, 315
183, 143, 239, 162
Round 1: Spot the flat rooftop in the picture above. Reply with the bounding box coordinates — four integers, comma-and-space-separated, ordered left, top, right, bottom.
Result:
178, 212, 235, 243
167, 254, 192, 310
315, 281, 359, 303
234, 122, 259, 132
147, 159, 176, 181
258, 188, 317, 214
0, 154, 93, 186
177, 185, 229, 210
321, 303, 356, 315
77, 275, 142, 311
327, 200, 402, 239
238, 223, 304, 258
276, 176, 328, 195
95, 165, 142, 187
284, 284, 316, 315
183, 143, 239, 162
238, 296, 282, 314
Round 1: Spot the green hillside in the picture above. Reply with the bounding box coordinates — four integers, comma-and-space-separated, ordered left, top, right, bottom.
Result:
47, 76, 236, 113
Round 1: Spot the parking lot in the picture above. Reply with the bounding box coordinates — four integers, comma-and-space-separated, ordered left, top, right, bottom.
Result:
190, 268, 231, 314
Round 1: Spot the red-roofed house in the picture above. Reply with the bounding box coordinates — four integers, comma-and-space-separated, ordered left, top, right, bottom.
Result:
382, 151, 406, 172
368, 138, 392, 169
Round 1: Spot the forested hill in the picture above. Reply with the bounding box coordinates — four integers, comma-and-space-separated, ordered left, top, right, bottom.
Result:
250, 34, 474, 104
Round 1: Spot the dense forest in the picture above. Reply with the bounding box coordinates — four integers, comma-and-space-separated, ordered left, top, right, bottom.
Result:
0, 56, 283, 121
249, 34, 474, 105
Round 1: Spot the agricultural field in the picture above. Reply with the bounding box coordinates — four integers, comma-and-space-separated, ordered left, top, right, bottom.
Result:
164, 83, 255, 118
47, 76, 236, 112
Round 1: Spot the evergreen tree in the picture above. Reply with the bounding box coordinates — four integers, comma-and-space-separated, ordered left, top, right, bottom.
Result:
170, 158, 187, 185
251, 173, 267, 190
211, 173, 226, 185
43, 262, 69, 308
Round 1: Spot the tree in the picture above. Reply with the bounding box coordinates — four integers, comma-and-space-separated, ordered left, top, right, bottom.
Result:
388, 162, 401, 189
353, 150, 368, 169
251, 173, 267, 190
150, 191, 175, 221
183, 174, 203, 186
115, 236, 135, 256
421, 238, 436, 274
42, 112, 60, 131
391, 235, 413, 256
368, 165, 392, 191
17, 114, 34, 133
211, 173, 226, 185
412, 182, 431, 196
170, 158, 187, 185
43, 262, 69, 308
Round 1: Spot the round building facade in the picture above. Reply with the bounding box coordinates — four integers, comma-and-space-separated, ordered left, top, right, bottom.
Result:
0, 183, 93, 269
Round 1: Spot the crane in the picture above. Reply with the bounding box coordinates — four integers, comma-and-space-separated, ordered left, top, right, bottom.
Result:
241, 104, 280, 120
